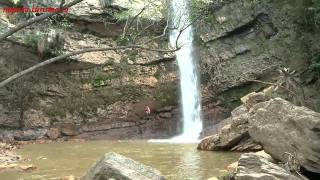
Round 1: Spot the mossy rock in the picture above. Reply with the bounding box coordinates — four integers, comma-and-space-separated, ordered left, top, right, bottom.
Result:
154, 81, 179, 107
216, 82, 266, 110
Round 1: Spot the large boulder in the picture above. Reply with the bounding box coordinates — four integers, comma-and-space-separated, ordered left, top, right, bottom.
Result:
46, 128, 61, 140
198, 105, 261, 151
249, 98, 320, 173
61, 123, 79, 136
23, 109, 51, 128
82, 152, 165, 180
13, 129, 48, 141
235, 151, 302, 180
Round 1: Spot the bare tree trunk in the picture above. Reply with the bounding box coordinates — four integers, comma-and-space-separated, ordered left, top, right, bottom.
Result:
19, 95, 24, 128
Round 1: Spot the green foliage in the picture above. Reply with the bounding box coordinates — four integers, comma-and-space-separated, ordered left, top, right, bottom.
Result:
190, 0, 210, 22
154, 82, 178, 107
90, 69, 112, 87
311, 53, 320, 72
312, 0, 320, 24
58, 18, 72, 30
119, 85, 146, 101
191, 0, 224, 25
24, 32, 45, 48
218, 170, 236, 180
104, 59, 115, 66
114, 10, 131, 21
305, 0, 320, 28
154, 70, 161, 79
116, 35, 134, 45
51, 48, 64, 56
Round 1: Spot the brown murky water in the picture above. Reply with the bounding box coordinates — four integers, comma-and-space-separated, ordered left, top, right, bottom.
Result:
1, 140, 240, 180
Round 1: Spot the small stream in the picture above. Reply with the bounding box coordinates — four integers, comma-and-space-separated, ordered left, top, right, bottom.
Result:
1, 141, 240, 180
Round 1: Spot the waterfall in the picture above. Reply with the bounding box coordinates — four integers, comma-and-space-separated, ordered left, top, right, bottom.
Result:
169, 0, 202, 143
149, 0, 202, 143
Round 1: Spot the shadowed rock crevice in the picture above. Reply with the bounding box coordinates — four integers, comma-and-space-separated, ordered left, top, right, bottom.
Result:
213, 13, 278, 42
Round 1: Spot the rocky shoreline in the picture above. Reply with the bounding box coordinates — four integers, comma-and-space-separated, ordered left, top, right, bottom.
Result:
0, 142, 36, 173
1, 87, 319, 180
199, 87, 320, 180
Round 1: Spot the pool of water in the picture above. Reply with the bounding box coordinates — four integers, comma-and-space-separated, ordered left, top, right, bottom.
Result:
1, 140, 240, 180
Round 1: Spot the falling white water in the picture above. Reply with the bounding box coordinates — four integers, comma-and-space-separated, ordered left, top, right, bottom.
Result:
150, 0, 202, 143
169, 0, 202, 143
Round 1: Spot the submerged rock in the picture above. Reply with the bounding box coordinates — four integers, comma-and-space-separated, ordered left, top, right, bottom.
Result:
235, 151, 302, 180
207, 177, 219, 180
61, 175, 76, 180
0, 142, 20, 166
0, 142, 35, 172
82, 152, 165, 180
19, 164, 37, 172
249, 98, 320, 174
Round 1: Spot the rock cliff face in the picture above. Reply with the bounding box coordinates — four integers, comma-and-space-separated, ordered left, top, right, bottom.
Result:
196, 0, 320, 176
0, 0, 181, 140
196, 0, 320, 119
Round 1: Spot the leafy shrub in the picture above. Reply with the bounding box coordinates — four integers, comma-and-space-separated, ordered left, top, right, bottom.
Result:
116, 35, 133, 45
190, 0, 210, 22
24, 32, 45, 48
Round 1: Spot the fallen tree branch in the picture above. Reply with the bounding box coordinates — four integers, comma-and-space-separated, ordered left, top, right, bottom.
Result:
142, 17, 169, 44
0, 45, 179, 89
0, 0, 83, 42
130, 56, 175, 66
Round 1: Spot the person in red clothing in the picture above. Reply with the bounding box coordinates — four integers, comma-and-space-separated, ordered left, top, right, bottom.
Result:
145, 105, 151, 115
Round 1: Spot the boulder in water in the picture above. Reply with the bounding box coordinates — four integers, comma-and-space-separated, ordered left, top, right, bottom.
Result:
198, 105, 261, 151
82, 152, 165, 180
